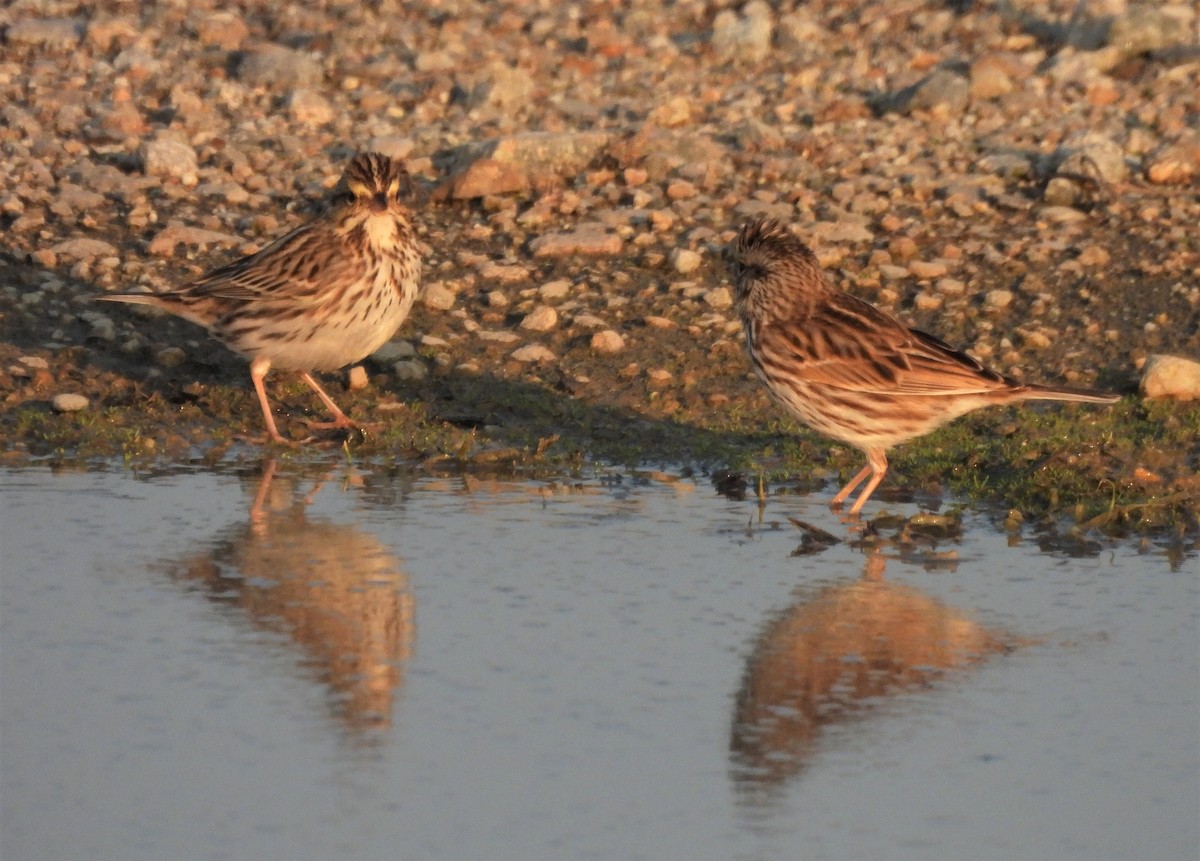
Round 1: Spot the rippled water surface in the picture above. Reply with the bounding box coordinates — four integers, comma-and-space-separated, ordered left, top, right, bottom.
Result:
2, 462, 1197, 861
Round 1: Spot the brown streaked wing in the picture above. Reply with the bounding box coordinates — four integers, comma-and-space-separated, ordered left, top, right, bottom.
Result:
182, 224, 350, 305
900, 327, 1011, 392
761, 290, 1011, 396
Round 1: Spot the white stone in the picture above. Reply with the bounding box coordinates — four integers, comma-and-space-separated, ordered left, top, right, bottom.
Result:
538, 280, 571, 301
52, 393, 89, 412
287, 89, 335, 126
703, 286, 733, 309
572, 314, 608, 329
591, 330, 625, 354
913, 291, 943, 310
1140, 354, 1200, 401
477, 330, 520, 343
421, 282, 456, 311
520, 305, 558, 332
510, 344, 557, 363
140, 133, 198, 185
347, 365, 369, 390
671, 248, 703, 274
52, 238, 119, 259
985, 289, 1014, 310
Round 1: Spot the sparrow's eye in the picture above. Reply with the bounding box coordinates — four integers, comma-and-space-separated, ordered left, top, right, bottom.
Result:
331, 190, 355, 207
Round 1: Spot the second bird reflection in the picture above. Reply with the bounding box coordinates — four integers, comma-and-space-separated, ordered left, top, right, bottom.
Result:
730, 550, 1019, 793
174, 459, 414, 733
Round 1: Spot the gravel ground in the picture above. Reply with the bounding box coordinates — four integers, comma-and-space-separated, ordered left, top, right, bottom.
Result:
1, 0, 1198, 525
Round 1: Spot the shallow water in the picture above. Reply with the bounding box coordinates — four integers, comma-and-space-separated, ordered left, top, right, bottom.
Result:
1, 461, 1196, 861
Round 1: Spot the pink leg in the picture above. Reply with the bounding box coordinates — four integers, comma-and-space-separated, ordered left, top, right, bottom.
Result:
846, 450, 889, 515
829, 450, 889, 515
249, 357, 289, 444
298, 371, 356, 430
829, 463, 872, 509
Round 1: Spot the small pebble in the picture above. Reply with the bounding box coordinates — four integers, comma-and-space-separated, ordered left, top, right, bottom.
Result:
1020, 330, 1054, 350
52, 393, 89, 413
347, 365, 369, 390
372, 341, 416, 362
671, 248, 703, 274
287, 89, 335, 126
52, 238, 120, 259
913, 291, 943, 310
1076, 245, 1111, 267
703, 287, 733, 309
908, 260, 948, 279
646, 368, 673, 388
530, 230, 623, 258
479, 267, 528, 289
393, 360, 427, 381
140, 133, 198, 185
591, 330, 625, 354
421, 282, 456, 311
538, 280, 571, 301
572, 314, 608, 329
510, 345, 557, 363
192, 10, 249, 49
520, 306, 558, 332
985, 289, 1015, 310
477, 330, 520, 344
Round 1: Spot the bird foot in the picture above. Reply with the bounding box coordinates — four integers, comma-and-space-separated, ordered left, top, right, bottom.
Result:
301, 416, 358, 432
234, 432, 312, 447
300, 417, 385, 446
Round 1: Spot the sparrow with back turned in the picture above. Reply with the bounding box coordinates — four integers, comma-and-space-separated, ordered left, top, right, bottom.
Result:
727, 217, 1120, 515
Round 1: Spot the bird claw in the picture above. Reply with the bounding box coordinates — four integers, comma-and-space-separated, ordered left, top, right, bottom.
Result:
300, 417, 358, 432
234, 432, 312, 447
300, 418, 383, 446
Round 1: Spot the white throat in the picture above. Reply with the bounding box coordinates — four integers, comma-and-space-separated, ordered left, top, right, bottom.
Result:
363, 212, 402, 252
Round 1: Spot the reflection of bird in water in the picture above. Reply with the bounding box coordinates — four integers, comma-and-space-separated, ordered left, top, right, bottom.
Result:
730, 552, 1017, 793
175, 459, 413, 733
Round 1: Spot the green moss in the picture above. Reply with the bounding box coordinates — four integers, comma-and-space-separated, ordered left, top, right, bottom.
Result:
1, 355, 1196, 537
